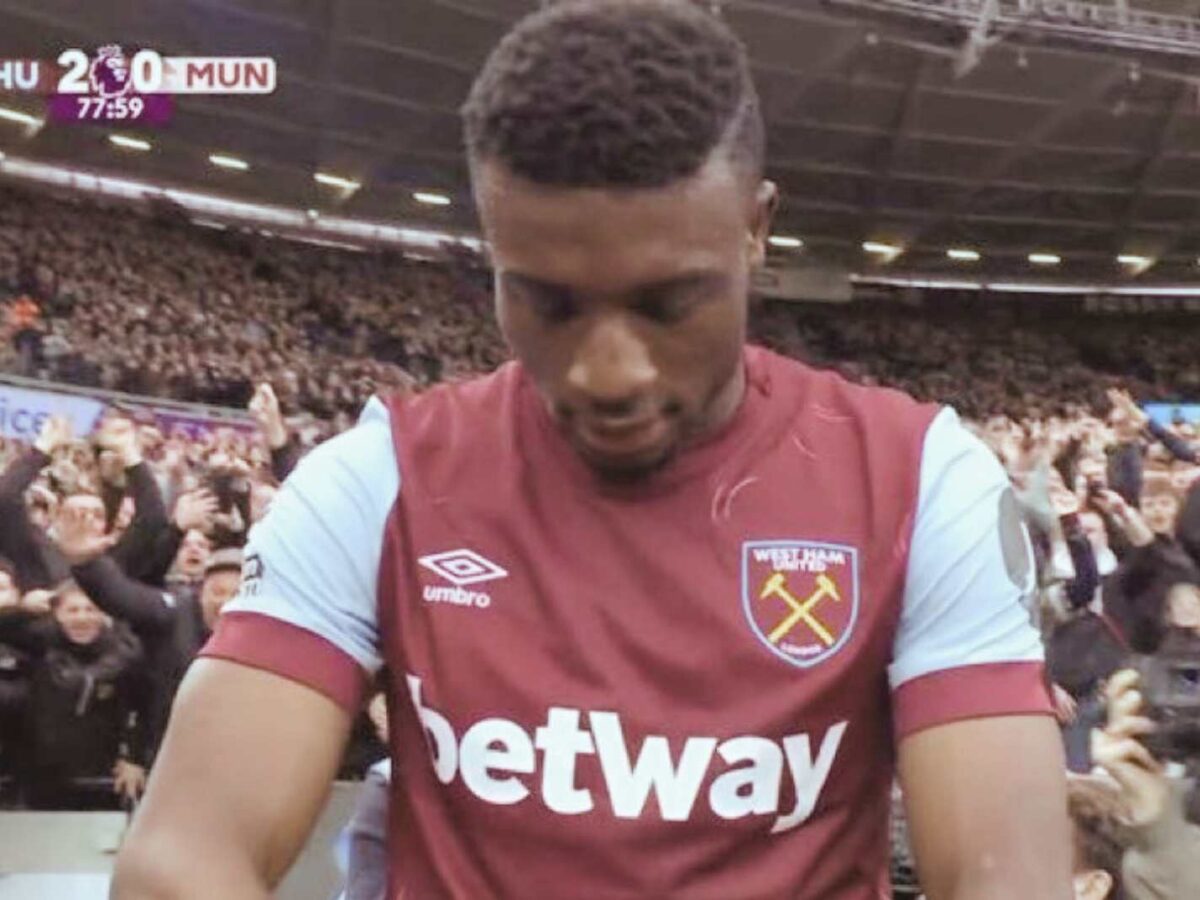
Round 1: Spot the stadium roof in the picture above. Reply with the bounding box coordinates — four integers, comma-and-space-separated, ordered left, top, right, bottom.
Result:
1, 0, 1199, 285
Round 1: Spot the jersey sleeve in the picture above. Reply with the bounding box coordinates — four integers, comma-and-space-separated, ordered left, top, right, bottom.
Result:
889, 407, 1051, 740
199, 397, 400, 712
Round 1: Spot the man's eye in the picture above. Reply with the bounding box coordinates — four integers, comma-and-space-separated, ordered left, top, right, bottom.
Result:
633, 292, 691, 324
529, 290, 577, 324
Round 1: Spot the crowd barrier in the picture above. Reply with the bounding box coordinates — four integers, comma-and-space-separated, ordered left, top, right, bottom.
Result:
0, 372, 254, 442
0, 780, 362, 899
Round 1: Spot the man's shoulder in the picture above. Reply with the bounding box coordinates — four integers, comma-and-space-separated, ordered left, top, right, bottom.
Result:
376, 365, 525, 468
756, 347, 939, 441
299, 396, 396, 474
382, 363, 521, 424
276, 397, 401, 532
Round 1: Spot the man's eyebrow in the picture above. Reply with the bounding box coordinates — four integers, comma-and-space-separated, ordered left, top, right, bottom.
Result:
500, 272, 567, 295
633, 271, 727, 295
500, 270, 725, 296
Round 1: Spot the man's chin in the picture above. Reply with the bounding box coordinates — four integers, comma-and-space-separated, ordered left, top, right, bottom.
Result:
575, 442, 676, 484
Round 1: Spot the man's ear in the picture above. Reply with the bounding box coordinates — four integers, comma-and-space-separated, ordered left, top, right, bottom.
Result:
747, 179, 779, 269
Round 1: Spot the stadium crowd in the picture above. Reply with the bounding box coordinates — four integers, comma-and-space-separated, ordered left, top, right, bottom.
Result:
3, 182, 1200, 426
0, 182, 1198, 897
0, 183, 503, 429
0, 382, 386, 811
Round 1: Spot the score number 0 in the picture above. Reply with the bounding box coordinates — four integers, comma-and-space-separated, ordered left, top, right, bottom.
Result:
56, 49, 164, 94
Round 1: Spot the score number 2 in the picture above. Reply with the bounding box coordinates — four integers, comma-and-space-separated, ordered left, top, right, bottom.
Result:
56, 49, 164, 95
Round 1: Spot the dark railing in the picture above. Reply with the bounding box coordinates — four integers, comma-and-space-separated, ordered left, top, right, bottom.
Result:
826, 0, 1200, 56
0, 774, 137, 816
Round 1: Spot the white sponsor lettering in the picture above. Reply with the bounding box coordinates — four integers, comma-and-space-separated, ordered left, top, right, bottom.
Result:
709, 736, 784, 820
460, 718, 535, 804
772, 721, 848, 833
535, 708, 596, 814
591, 711, 717, 822
409, 674, 457, 783
423, 584, 492, 608
752, 546, 846, 573
407, 674, 846, 832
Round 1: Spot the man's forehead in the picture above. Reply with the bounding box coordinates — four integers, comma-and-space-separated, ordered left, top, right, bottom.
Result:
59, 589, 92, 607
477, 159, 752, 289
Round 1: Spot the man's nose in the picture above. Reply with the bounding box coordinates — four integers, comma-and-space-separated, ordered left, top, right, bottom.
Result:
566, 316, 657, 415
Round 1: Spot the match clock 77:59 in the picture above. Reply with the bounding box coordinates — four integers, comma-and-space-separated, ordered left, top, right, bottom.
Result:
66, 95, 147, 121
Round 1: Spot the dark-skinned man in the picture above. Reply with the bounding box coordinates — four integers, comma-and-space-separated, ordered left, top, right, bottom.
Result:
114, 2, 1072, 898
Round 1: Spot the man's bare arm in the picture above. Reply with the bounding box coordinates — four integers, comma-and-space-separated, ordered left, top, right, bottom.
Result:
898, 715, 1073, 900
111, 658, 353, 900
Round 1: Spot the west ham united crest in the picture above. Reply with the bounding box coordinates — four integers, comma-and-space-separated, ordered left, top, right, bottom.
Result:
741, 541, 860, 668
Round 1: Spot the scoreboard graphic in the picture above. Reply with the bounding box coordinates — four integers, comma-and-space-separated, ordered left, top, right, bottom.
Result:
0, 45, 276, 125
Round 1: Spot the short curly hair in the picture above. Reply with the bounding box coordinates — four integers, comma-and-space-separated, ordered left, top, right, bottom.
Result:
462, 0, 764, 188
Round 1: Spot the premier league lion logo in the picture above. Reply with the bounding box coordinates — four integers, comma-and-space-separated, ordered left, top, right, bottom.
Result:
89, 45, 132, 98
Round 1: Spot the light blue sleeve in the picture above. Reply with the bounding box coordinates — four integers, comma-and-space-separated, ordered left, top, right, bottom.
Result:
222, 397, 401, 674
889, 407, 1044, 692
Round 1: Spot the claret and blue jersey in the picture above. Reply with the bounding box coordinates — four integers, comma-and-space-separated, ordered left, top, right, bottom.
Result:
203, 346, 1050, 899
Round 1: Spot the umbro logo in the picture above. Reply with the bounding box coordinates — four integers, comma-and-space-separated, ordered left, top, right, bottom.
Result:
418, 549, 507, 610
419, 549, 508, 586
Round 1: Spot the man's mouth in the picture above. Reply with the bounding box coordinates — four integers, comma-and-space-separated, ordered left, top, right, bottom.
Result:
576, 416, 669, 463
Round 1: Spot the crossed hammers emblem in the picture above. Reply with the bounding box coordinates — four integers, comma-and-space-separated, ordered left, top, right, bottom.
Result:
759, 571, 842, 647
